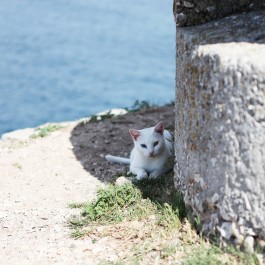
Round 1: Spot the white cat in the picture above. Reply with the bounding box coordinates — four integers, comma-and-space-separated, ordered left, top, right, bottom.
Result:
105, 121, 174, 180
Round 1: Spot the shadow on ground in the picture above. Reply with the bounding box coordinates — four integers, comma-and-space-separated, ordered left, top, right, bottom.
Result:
70, 105, 178, 206
70, 105, 175, 183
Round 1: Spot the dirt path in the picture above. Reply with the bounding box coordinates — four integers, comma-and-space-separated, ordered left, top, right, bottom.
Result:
0, 123, 104, 264
0, 105, 175, 264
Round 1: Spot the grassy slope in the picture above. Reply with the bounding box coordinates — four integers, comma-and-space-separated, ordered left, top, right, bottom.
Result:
68, 173, 261, 265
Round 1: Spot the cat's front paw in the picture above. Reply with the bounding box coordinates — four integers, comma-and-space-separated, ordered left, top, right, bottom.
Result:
149, 171, 161, 179
136, 172, 148, 181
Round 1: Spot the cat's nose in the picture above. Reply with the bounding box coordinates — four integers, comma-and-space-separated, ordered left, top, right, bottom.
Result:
149, 151, 155, 157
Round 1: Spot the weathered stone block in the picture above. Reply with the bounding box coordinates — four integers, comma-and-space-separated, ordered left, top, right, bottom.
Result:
174, 10, 265, 243
173, 0, 265, 26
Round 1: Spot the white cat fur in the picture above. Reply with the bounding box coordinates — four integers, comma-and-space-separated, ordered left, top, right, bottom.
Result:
105, 121, 173, 180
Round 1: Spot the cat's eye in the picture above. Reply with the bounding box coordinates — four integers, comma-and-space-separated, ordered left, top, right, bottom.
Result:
141, 144, 147, 148
153, 141, 159, 147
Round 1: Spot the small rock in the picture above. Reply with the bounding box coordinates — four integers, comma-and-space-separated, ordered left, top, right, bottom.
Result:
175, 12, 187, 26
95, 108, 128, 117
175, 1, 181, 6
258, 239, 265, 248
218, 222, 232, 240
210, 193, 219, 204
115, 176, 131, 186
231, 222, 242, 240
69, 243, 76, 249
245, 227, 256, 237
244, 236, 255, 253
183, 1, 195, 8
206, 6, 216, 13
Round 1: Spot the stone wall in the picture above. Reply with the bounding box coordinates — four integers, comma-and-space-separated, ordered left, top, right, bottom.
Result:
173, 0, 265, 26
174, 9, 265, 249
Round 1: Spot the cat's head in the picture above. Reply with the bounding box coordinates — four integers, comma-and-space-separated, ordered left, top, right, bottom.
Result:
129, 121, 165, 158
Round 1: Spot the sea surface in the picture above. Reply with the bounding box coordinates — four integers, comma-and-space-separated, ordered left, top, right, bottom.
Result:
0, 0, 175, 136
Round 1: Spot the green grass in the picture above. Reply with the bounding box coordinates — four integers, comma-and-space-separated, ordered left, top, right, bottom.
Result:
157, 202, 182, 230
225, 246, 260, 265
133, 173, 186, 222
89, 111, 115, 122
68, 178, 189, 264
71, 229, 87, 239
68, 180, 185, 235
183, 245, 224, 265
68, 176, 263, 264
30, 124, 64, 138
72, 174, 186, 227
183, 244, 260, 265
80, 183, 157, 224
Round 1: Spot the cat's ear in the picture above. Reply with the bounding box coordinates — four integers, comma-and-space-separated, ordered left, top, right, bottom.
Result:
154, 121, 164, 135
129, 129, 141, 141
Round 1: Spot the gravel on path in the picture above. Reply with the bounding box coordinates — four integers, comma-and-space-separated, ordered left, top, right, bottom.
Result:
0, 124, 103, 264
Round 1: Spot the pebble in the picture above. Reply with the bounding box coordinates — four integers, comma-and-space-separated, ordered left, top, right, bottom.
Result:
183, 1, 195, 8
115, 176, 132, 186
244, 236, 255, 253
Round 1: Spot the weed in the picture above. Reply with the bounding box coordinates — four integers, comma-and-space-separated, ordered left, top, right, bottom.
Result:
68, 202, 86, 209
68, 174, 260, 264
160, 245, 177, 258
127, 100, 158, 112
126, 100, 175, 112
81, 183, 156, 224
171, 192, 186, 220
68, 216, 89, 228
89, 111, 115, 123
183, 243, 261, 265
30, 124, 63, 138
165, 101, 175, 107
71, 229, 86, 239
13, 163, 22, 170
157, 203, 181, 231
225, 246, 260, 265
193, 214, 203, 232
183, 244, 224, 265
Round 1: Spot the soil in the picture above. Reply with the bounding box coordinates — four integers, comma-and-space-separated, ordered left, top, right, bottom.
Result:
71, 105, 175, 183
0, 105, 175, 264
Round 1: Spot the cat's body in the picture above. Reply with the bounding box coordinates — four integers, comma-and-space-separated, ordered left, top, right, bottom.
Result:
105, 122, 173, 180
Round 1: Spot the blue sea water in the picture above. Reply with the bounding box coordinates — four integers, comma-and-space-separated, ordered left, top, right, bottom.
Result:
0, 0, 175, 136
